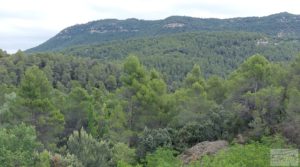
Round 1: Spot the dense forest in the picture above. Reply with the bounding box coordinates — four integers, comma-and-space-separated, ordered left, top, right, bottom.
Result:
0, 47, 299, 166
25, 31, 300, 91
60, 31, 300, 88
1, 11, 300, 167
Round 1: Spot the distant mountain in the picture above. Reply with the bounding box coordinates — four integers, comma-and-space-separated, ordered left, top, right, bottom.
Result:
27, 12, 300, 53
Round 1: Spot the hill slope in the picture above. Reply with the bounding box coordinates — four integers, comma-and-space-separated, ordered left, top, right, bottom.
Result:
27, 12, 300, 52
60, 31, 300, 88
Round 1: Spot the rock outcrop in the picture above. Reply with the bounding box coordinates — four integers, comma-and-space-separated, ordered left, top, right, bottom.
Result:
179, 140, 228, 164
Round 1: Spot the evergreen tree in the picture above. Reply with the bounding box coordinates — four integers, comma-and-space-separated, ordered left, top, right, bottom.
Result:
67, 128, 113, 167
19, 66, 64, 148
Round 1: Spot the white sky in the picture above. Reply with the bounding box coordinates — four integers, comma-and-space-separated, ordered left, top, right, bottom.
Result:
1, 0, 300, 53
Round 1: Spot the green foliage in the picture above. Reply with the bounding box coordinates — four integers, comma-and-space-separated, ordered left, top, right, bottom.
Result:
62, 32, 300, 89
67, 128, 113, 167
121, 55, 147, 91
247, 86, 284, 138
104, 96, 130, 143
260, 134, 289, 148
199, 136, 289, 167
184, 64, 204, 88
1, 48, 300, 167
0, 52, 120, 91
0, 92, 17, 126
63, 87, 91, 137
119, 55, 170, 133
206, 76, 227, 104
87, 102, 100, 138
175, 122, 215, 149
20, 65, 52, 99
0, 124, 41, 167
230, 54, 272, 93
106, 75, 117, 91
167, 65, 235, 150
224, 55, 283, 135
281, 57, 300, 145
2, 30, 300, 91
113, 142, 137, 165
200, 143, 270, 167
170, 65, 213, 128
19, 66, 64, 148
34, 150, 51, 167
137, 128, 172, 159
145, 148, 181, 167
117, 161, 134, 167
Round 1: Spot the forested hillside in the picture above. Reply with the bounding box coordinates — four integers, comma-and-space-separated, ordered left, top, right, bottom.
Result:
27, 12, 300, 52
1, 10, 300, 167
0, 50, 299, 166
24, 13, 300, 91
61, 31, 300, 89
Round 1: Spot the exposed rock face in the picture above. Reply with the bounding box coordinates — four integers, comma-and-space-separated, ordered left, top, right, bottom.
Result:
163, 23, 185, 28
179, 140, 228, 164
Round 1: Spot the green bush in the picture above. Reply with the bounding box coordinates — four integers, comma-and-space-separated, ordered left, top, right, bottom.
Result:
0, 124, 41, 167
145, 148, 181, 167
199, 136, 291, 167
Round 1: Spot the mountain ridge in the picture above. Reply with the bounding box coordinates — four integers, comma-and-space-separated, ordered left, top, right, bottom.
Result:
27, 12, 300, 53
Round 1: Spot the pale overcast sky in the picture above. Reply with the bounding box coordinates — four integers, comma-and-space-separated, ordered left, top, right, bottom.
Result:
1, 0, 300, 53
